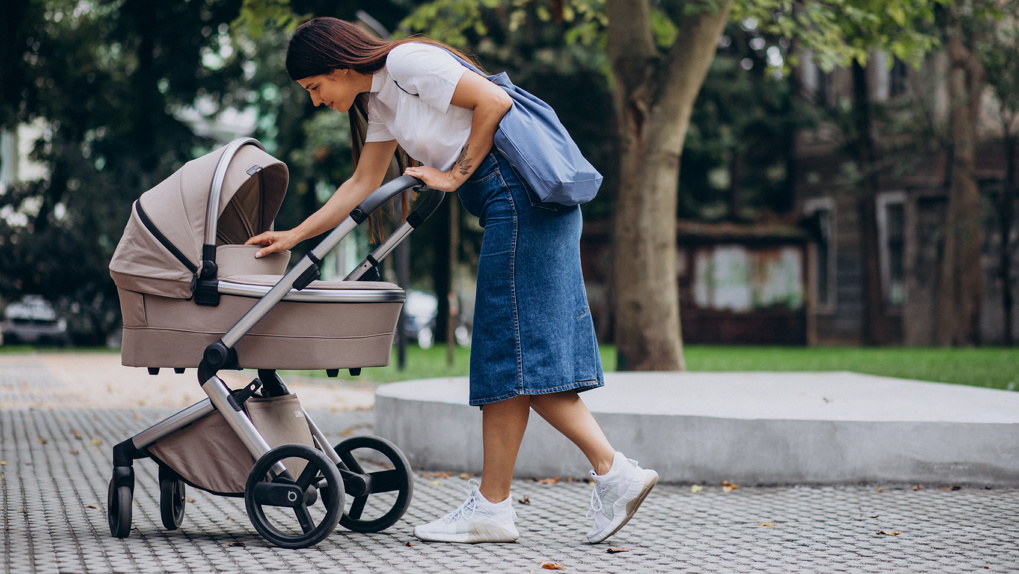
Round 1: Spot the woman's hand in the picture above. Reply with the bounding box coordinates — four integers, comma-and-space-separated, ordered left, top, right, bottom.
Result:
245, 229, 300, 258
404, 165, 461, 192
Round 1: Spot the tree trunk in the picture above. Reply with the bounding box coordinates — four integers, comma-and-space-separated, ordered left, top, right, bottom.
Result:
999, 131, 1016, 346
851, 61, 887, 346
607, 0, 732, 371
938, 30, 986, 346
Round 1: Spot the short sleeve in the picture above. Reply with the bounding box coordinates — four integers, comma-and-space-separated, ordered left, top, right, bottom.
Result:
385, 43, 467, 112
364, 97, 394, 143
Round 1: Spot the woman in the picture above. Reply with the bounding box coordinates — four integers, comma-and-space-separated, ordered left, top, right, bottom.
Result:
246, 17, 657, 544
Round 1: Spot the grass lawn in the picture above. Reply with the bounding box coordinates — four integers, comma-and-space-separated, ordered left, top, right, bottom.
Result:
682, 345, 1019, 392
5, 343, 1016, 392
287, 344, 1018, 393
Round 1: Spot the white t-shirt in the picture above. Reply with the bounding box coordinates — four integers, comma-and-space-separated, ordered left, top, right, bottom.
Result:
365, 43, 473, 171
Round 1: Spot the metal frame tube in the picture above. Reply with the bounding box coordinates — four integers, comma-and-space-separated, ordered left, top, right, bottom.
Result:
131, 399, 215, 450
203, 376, 285, 477
205, 138, 263, 248
344, 222, 413, 281
220, 218, 359, 348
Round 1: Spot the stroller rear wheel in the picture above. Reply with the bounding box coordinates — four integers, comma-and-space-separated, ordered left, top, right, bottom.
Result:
244, 444, 343, 549
332, 435, 414, 533
107, 480, 132, 538
158, 465, 186, 530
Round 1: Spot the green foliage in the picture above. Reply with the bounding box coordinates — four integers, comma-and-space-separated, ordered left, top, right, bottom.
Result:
0, 0, 246, 343
732, 0, 948, 71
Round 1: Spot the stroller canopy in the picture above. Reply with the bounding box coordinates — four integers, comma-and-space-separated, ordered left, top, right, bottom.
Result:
110, 141, 288, 299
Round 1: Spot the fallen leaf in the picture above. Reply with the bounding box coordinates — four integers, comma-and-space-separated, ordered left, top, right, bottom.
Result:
690, 485, 704, 493
759, 522, 775, 527
406, 541, 414, 547
69, 450, 79, 455
876, 487, 884, 492
537, 477, 561, 485
876, 530, 901, 536
721, 480, 740, 492
518, 496, 531, 505
37, 438, 48, 445
912, 485, 925, 491
227, 541, 246, 547
186, 498, 196, 503
85, 505, 98, 509
540, 561, 566, 570
91, 439, 103, 447
940, 485, 961, 491
607, 548, 630, 554
0, 461, 6, 466
459, 473, 471, 479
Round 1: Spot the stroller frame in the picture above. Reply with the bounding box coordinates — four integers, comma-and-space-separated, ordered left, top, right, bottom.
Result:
108, 138, 444, 548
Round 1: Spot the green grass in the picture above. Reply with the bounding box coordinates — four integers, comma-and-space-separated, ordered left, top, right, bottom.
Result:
5, 344, 1016, 392
682, 345, 1019, 392
293, 344, 1018, 392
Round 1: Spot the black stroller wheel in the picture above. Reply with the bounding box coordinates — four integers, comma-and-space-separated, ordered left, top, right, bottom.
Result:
332, 435, 414, 533
158, 465, 186, 530
244, 444, 343, 549
107, 479, 132, 538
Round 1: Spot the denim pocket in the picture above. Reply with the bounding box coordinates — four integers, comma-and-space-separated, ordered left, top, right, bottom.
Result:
467, 154, 499, 184
523, 181, 563, 212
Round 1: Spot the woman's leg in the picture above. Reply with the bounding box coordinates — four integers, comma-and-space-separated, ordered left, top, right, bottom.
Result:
530, 391, 616, 476
479, 395, 531, 503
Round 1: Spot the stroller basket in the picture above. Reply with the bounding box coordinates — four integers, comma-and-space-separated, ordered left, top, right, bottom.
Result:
106, 138, 442, 549
147, 394, 314, 496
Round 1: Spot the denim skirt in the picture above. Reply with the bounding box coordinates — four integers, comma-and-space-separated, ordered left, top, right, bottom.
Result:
457, 150, 604, 406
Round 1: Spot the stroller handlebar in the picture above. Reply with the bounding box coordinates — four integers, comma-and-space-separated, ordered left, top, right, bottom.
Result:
350, 175, 426, 225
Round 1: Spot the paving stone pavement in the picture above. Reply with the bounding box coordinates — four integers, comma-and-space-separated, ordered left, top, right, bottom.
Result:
2, 369, 1019, 572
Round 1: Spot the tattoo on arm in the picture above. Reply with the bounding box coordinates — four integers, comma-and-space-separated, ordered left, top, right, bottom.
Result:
456, 145, 473, 176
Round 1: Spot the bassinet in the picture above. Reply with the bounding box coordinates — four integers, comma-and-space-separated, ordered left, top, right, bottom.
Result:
109, 139, 403, 370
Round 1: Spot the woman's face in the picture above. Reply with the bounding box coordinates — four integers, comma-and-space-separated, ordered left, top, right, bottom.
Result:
297, 69, 365, 112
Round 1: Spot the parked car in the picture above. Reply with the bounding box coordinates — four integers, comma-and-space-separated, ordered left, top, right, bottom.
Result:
401, 290, 471, 348
2, 295, 70, 346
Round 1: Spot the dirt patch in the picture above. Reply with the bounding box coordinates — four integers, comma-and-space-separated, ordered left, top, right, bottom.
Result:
0, 352, 375, 412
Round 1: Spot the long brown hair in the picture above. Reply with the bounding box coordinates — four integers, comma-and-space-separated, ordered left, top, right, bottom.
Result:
287, 17, 479, 242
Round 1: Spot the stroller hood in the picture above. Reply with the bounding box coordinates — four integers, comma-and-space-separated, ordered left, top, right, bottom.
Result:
110, 142, 288, 299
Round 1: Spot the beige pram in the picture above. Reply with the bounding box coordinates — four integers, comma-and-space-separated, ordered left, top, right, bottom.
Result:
106, 138, 443, 548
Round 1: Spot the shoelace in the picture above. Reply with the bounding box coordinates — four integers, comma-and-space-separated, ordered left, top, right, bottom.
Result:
586, 457, 641, 520
442, 480, 482, 524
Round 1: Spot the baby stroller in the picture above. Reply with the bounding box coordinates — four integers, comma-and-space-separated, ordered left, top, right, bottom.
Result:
107, 137, 443, 548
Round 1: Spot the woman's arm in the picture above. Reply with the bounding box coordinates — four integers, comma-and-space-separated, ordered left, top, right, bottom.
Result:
246, 139, 399, 258
403, 71, 512, 192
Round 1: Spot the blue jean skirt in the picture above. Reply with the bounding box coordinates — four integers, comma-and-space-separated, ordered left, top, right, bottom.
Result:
456, 150, 604, 406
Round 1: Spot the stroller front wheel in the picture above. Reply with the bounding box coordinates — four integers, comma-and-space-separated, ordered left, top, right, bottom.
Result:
158, 465, 186, 530
244, 444, 343, 549
107, 480, 133, 538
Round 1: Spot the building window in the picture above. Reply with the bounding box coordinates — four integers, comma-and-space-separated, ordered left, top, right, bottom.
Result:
877, 192, 907, 307
804, 198, 836, 310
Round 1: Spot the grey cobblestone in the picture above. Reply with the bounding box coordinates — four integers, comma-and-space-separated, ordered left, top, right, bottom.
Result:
2, 406, 1018, 573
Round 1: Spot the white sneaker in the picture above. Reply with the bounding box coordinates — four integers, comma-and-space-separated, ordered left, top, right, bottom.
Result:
586, 452, 658, 543
414, 480, 519, 543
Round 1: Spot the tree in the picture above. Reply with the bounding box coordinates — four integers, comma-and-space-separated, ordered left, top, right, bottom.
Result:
936, 1, 1002, 346
0, 0, 245, 343
978, 7, 1019, 345
606, 0, 732, 371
